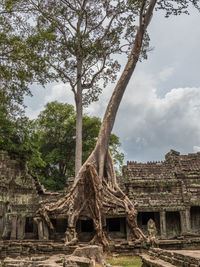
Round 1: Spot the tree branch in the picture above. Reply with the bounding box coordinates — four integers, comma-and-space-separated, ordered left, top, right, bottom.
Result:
82, 55, 107, 89
49, 62, 76, 93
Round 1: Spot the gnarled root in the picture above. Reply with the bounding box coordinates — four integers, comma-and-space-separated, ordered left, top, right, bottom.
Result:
36, 149, 146, 249
65, 227, 78, 246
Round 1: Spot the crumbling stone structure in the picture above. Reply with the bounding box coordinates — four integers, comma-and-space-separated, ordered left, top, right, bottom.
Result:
1, 149, 200, 244
0, 150, 41, 240
140, 247, 200, 266
0, 150, 66, 242
120, 149, 200, 240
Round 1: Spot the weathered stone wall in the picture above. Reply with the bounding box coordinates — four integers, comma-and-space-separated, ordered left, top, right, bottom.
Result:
0, 150, 40, 240
141, 247, 200, 267
120, 150, 200, 239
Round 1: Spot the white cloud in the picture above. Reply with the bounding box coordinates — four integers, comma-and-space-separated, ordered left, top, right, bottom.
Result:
193, 146, 200, 153
68, 65, 200, 162
25, 107, 43, 120
84, 83, 113, 119
113, 71, 200, 162
44, 84, 74, 105
25, 84, 75, 119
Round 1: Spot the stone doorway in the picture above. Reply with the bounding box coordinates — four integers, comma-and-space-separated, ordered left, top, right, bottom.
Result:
76, 219, 95, 242
137, 212, 160, 235
25, 217, 38, 239
190, 206, 200, 234
166, 211, 181, 238
50, 218, 68, 241
106, 217, 126, 239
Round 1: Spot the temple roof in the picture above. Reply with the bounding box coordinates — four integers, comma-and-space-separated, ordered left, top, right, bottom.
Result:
123, 150, 200, 180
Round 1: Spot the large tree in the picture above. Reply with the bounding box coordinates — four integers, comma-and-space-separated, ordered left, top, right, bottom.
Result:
4, 0, 149, 175
34, 0, 200, 249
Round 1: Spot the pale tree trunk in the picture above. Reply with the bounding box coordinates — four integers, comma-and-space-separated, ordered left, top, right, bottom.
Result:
75, 60, 83, 176
36, 0, 157, 250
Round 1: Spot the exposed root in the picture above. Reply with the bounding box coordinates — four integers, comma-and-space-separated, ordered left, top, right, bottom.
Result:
36, 150, 146, 249
64, 227, 78, 245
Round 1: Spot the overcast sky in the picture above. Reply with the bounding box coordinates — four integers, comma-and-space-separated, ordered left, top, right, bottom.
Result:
25, 6, 200, 163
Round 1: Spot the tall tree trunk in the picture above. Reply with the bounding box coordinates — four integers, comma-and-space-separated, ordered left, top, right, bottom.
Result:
75, 60, 83, 176
80, 0, 157, 181
36, 0, 157, 250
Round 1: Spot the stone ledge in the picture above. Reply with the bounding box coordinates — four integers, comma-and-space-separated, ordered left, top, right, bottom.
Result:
1, 254, 91, 267
140, 253, 177, 267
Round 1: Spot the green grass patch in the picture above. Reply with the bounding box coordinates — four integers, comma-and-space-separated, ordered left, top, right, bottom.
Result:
106, 255, 142, 267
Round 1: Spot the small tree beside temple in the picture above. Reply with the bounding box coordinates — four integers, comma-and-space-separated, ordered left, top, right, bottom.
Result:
30, 101, 124, 191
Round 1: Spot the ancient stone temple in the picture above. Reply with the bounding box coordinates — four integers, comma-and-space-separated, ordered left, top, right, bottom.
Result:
1, 149, 200, 244
119, 149, 200, 240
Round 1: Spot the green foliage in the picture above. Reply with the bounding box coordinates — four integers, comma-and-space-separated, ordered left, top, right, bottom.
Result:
0, 103, 44, 168
110, 134, 124, 176
0, 2, 54, 110
0, 89, 44, 166
29, 101, 76, 190
3, 0, 146, 106
30, 101, 124, 191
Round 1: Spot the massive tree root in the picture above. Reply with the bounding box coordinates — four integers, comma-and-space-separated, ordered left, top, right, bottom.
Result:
36, 150, 146, 249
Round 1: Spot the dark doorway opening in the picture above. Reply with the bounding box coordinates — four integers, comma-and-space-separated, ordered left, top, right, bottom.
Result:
25, 217, 37, 239
56, 219, 67, 233
81, 219, 93, 232
52, 218, 67, 233
191, 206, 200, 233
25, 217, 34, 233
77, 219, 95, 242
108, 218, 121, 232
106, 217, 126, 239
50, 218, 67, 241
166, 211, 181, 238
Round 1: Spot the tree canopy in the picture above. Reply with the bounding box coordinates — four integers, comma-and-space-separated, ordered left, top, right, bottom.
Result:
2, 0, 150, 175
0, 4, 53, 110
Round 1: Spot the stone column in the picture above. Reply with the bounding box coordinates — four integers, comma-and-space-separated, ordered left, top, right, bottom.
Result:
38, 220, 44, 240
160, 211, 166, 239
17, 216, 25, 240
37, 219, 49, 240
185, 207, 191, 232
10, 215, 17, 240
43, 222, 49, 240
126, 223, 132, 241
180, 210, 187, 234
0, 217, 4, 237
2, 214, 11, 240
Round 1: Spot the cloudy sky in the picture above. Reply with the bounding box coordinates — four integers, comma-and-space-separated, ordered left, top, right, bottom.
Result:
25, 6, 200, 163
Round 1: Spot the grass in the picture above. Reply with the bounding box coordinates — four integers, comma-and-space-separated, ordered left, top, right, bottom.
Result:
106, 255, 142, 267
